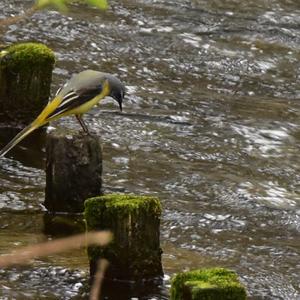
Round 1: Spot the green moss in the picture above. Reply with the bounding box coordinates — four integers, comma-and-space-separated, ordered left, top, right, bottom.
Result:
171, 268, 247, 300
0, 42, 55, 71
84, 193, 162, 230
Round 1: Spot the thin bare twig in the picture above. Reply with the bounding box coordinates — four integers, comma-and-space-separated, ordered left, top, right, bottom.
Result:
0, 231, 112, 268
89, 259, 109, 300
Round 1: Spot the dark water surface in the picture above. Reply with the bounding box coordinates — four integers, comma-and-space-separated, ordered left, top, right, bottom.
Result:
0, 0, 300, 299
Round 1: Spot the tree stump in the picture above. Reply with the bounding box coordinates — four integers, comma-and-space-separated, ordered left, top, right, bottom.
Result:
84, 194, 163, 281
0, 42, 55, 125
170, 268, 247, 300
45, 128, 102, 213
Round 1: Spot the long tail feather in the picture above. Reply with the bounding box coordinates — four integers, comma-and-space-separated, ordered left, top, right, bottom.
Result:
0, 123, 39, 158
0, 95, 62, 158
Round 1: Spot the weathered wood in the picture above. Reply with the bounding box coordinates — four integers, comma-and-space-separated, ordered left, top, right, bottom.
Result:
45, 129, 102, 213
84, 194, 163, 281
0, 42, 55, 125
170, 268, 247, 300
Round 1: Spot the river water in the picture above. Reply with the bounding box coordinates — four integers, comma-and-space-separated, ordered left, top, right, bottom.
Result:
0, 0, 300, 299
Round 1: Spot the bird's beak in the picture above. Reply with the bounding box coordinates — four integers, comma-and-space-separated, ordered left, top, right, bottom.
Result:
112, 93, 123, 112
118, 100, 122, 112
110, 84, 124, 112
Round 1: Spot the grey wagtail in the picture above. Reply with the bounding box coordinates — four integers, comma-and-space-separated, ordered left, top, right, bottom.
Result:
0, 70, 125, 157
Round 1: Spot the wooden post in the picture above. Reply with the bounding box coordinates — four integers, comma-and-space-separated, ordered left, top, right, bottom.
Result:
45, 128, 102, 213
84, 194, 163, 281
0, 42, 55, 125
170, 268, 247, 300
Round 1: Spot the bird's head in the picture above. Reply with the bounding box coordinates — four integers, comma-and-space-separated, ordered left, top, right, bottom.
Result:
105, 74, 125, 112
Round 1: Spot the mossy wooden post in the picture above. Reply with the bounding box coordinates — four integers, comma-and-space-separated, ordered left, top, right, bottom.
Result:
170, 268, 247, 300
0, 42, 55, 125
45, 128, 103, 213
84, 194, 163, 281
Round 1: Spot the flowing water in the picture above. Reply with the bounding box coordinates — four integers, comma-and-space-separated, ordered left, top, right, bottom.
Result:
0, 0, 300, 299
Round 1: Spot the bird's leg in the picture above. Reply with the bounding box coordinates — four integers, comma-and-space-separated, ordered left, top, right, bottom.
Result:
75, 114, 90, 135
